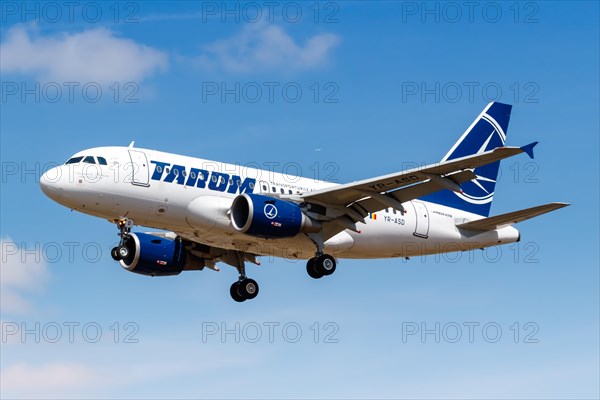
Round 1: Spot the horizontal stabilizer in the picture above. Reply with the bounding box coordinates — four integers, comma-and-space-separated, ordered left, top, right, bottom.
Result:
456, 202, 570, 232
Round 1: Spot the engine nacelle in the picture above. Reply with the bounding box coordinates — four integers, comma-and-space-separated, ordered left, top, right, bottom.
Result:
119, 232, 204, 276
187, 195, 232, 232
230, 193, 321, 238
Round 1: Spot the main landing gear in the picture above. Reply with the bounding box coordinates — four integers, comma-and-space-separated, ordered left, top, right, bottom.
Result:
110, 218, 134, 261
227, 251, 337, 301
306, 254, 337, 279
229, 252, 259, 303
305, 233, 337, 280
230, 278, 259, 302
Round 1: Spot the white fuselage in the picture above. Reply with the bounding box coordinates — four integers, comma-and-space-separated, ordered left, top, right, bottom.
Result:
40, 146, 520, 261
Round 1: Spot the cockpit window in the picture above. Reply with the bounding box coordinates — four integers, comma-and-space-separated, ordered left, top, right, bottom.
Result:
83, 156, 96, 164
65, 156, 84, 164
97, 157, 107, 165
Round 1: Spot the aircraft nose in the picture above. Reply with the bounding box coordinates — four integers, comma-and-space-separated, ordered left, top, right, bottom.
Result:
40, 167, 63, 200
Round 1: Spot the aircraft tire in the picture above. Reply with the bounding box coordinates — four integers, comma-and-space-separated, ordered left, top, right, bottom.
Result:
111, 247, 121, 261
230, 281, 246, 302
307, 258, 323, 279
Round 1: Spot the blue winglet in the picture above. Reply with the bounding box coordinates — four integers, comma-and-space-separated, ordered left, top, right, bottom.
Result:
521, 141, 538, 159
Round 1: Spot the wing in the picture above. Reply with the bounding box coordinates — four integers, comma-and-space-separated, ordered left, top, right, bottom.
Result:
287, 144, 536, 239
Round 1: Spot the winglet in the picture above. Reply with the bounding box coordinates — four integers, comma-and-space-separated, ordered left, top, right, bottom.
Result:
521, 141, 538, 159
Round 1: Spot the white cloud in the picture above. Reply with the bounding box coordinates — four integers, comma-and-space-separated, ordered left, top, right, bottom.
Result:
1, 362, 97, 396
195, 24, 341, 73
0, 352, 257, 398
0, 25, 168, 83
0, 238, 49, 314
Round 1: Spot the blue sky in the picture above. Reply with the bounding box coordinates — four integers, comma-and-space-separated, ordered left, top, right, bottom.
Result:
1, 1, 598, 398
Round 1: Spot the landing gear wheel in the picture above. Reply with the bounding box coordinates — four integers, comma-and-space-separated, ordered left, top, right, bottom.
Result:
117, 245, 129, 259
239, 278, 259, 300
317, 254, 336, 276
111, 247, 120, 261
230, 282, 246, 302
230, 279, 259, 301
307, 255, 336, 278
229, 251, 260, 302
306, 258, 323, 279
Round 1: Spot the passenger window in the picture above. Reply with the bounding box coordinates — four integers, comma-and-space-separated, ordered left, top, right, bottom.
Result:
272, 187, 276, 193
280, 188, 285, 194
262, 185, 267, 191
83, 156, 95, 164
97, 157, 107, 165
65, 156, 83, 164
288, 190, 293, 194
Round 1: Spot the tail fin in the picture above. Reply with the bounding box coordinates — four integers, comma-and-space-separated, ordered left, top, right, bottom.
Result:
420, 102, 512, 216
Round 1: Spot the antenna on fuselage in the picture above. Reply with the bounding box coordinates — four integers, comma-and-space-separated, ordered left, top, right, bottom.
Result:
128, 141, 135, 148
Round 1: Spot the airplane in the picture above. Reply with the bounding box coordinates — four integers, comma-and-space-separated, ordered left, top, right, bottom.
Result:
40, 102, 569, 302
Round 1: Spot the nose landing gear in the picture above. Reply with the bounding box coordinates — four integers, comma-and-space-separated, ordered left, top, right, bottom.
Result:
110, 218, 134, 261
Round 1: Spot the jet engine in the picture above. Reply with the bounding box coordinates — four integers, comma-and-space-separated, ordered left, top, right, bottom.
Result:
230, 193, 321, 238
118, 232, 205, 276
